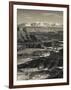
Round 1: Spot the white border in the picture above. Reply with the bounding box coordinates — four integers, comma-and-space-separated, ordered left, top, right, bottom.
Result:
13, 5, 67, 85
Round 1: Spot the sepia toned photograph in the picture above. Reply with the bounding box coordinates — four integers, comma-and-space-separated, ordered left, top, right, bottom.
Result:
17, 9, 63, 80
9, 2, 69, 88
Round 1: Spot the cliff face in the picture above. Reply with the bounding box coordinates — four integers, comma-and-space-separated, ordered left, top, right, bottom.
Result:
17, 25, 63, 80
17, 26, 63, 51
17, 25, 63, 42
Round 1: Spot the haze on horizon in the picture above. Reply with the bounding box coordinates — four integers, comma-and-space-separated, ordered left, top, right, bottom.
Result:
17, 9, 63, 25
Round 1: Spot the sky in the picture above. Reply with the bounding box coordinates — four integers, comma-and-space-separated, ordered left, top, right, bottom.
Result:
17, 9, 63, 25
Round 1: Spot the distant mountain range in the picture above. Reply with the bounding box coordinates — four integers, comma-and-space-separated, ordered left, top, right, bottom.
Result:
17, 26, 63, 44
18, 23, 63, 28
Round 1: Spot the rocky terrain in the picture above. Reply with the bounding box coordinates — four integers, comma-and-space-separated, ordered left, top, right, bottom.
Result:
17, 26, 63, 80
